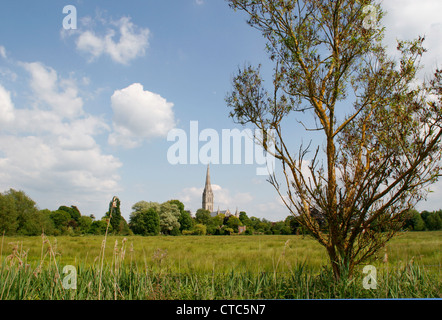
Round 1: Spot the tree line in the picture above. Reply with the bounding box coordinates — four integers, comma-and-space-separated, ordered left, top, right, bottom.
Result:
0, 189, 440, 236
404, 209, 442, 231
0, 189, 131, 236
129, 202, 295, 236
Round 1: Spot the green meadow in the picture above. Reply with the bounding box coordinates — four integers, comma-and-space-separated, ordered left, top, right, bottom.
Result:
0, 232, 440, 299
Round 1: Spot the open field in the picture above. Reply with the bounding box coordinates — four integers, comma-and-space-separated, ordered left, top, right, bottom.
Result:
1, 232, 440, 273
0, 232, 440, 299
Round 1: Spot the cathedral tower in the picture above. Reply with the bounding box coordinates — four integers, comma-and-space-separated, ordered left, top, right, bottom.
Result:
202, 164, 213, 212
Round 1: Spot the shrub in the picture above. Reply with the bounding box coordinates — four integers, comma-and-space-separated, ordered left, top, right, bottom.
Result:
193, 224, 206, 235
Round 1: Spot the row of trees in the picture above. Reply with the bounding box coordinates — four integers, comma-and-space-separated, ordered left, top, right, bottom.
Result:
0, 189, 440, 237
128, 203, 301, 236
0, 189, 301, 236
404, 210, 442, 231
0, 189, 131, 236
192, 208, 294, 235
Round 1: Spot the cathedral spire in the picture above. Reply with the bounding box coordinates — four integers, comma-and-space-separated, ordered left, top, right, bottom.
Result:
205, 163, 211, 189
202, 164, 213, 212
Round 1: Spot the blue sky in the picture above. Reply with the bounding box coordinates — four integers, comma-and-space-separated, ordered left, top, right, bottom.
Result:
0, 0, 441, 221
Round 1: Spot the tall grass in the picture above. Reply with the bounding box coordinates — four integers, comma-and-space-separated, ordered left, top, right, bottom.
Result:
0, 232, 440, 299
0, 259, 439, 299
0, 234, 330, 273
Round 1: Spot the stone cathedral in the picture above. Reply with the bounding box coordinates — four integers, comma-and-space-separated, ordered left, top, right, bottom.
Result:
202, 164, 239, 218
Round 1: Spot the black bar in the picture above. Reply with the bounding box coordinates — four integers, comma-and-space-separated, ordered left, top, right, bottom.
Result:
0, 299, 440, 318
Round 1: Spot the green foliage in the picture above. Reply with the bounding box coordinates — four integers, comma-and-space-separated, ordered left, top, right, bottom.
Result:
7, 189, 39, 235
50, 210, 71, 232
129, 200, 187, 236
159, 202, 181, 235
129, 200, 186, 235
105, 196, 129, 235
178, 210, 193, 231
422, 210, 442, 231
131, 200, 161, 213
170, 225, 181, 236
195, 209, 211, 225
222, 227, 234, 235
0, 192, 114, 236
78, 216, 93, 233
0, 189, 48, 236
168, 199, 193, 233
248, 216, 271, 234
225, 215, 241, 233
271, 221, 291, 235
239, 211, 251, 226
118, 220, 133, 236
211, 213, 225, 227
193, 223, 207, 235
129, 207, 160, 236
167, 199, 185, 213
89, 219, 110, 235
285, 215, 301, 234
404, 210, 442, 231
411, 211, 426, 231
58, 205, 81, 222
0, 192, 18, 235
37, 209, 56, 235
0, 189, 440, 238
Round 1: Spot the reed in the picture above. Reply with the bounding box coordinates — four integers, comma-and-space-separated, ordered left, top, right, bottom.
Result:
0, 232, 440, 299
0, 259, 439, 299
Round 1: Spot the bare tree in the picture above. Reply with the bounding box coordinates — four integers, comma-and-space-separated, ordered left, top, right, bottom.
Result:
226, 0, 442, 279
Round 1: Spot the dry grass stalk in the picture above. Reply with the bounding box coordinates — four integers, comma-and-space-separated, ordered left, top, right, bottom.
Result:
98, 205, 113, 300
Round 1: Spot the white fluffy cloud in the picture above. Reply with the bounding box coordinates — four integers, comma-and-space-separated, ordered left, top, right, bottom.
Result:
0, 59, 122, 214
382, 0, 442, 76
381, 0, 442, 211
212, 184, 254, 210
21, 62, 84, 119
178, 186, 203, 211
75, 17, 150, 65
108, 83, 176, 148
0, 84, 15, 124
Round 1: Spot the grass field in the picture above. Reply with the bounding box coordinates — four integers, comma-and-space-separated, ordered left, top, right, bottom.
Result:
0, 232, 440, 299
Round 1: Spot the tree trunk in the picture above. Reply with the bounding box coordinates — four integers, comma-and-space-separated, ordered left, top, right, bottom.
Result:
327, 243, 354, 280
327, 245, 342, 280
